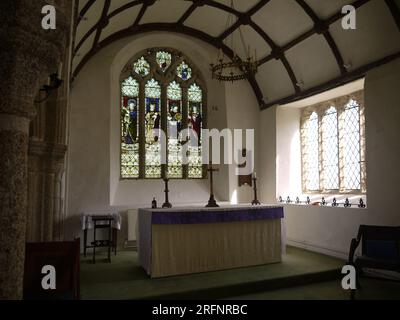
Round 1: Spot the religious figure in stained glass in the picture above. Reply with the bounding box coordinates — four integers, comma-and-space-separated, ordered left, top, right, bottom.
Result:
120, 49, 205, 179
187, 83, 203, 178
121, 77, 139, 178
167, 81, 183, 178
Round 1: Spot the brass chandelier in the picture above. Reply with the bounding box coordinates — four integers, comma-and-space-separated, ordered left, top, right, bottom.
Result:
210, 0, 259, 82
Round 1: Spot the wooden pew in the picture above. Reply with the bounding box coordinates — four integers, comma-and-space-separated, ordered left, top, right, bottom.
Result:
348, 225, 400, 299
24, 238, 80, 300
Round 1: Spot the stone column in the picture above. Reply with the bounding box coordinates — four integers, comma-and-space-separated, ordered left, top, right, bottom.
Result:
0, 0, 69, 299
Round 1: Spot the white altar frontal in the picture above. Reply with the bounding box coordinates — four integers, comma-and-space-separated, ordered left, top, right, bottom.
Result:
137, 205, 284, 278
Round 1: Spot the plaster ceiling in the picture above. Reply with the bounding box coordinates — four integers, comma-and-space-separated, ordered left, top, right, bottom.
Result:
71, 0, 400, 109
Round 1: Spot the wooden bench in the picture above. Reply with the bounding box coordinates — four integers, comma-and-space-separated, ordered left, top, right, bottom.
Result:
348, 225, 400, 298
24, 238, 80, 300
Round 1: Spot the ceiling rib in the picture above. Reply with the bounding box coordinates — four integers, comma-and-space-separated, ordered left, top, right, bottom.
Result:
71, 23, 265, 106
385, 0, 400, 30
71, 0, 396, 110
93, 0, 111, 48
258, 0, 371, 66
261, 51, 400, 109
295, 0, 346, 75
177, 3, 197, 25
109, 0, 143, 19
132, 2, 150, 26
76, 0, 96, 25
211, 0, 300, 95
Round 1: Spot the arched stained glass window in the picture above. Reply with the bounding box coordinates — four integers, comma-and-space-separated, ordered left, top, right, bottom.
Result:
120, 48, 206, 179
322, 106, 339, 190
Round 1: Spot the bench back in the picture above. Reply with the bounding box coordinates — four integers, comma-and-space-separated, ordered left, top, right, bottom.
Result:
359, 225, 400, 260
24, 238, 80, 300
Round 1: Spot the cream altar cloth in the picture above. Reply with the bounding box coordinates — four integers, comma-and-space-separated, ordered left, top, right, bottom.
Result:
137, 205, 284, 278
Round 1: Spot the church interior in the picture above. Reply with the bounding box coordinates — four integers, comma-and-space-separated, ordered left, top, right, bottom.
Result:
1, 0, 400, 301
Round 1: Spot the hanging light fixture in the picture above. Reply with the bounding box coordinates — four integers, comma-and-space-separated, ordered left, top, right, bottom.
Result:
210, 0, 259, 82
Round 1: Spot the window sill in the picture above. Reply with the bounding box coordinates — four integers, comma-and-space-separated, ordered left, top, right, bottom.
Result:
278, 194, 367, 209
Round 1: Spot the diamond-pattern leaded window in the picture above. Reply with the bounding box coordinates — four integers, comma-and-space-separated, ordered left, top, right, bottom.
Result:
301, 91, 366, 194
322, 106, 339, 190
120, 48, 206, 179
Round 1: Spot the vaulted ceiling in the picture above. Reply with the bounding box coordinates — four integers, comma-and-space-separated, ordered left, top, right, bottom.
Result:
71, 0, 400, 109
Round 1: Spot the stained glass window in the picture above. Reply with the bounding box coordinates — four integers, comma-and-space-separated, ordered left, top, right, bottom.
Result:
121, 77, 139, 178
122, 76, 139, 97
188, 83, 203, 178
188, 83, 202, 102
156, 51, 172, 72
134, 56, 150, 77
322, 107, 339, 190
145, 79, 162, 178
120, 49, 205, 179
301, 92, 365, 194
177, 61, 192, 81
167, 81, 183, 178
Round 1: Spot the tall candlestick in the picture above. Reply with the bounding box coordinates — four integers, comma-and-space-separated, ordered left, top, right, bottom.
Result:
162, 178, 172, 209
251, 175, 261, 206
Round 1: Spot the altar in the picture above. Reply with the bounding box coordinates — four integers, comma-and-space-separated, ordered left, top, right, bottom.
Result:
137, 205, 284, 278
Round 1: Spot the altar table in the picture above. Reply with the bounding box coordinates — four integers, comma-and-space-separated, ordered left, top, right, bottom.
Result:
137, 205, 284, 278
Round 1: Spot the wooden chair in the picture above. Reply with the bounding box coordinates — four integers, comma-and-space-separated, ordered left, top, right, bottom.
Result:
348, 225, 400, 299
24, 238, 80, 300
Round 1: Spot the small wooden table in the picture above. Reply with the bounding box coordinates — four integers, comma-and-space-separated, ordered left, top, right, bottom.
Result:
83, 215, 118, 264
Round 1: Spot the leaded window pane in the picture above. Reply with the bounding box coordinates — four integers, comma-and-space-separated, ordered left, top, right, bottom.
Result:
301, 92, 365, 194
188, 83, 203, 178
121, 77, 139, 178
322, 107, 339, 190
145, 79, 161, 178
342, 100, 361, 190
156, 51, 172, 72
121, 77, 139, 97
134, 56, 150, 77
167, 81, 183, 178
304, 112, 319, 191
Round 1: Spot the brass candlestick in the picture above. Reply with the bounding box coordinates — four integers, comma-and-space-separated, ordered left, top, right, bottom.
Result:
162, 178, 172, 209
251, 173, 261, 205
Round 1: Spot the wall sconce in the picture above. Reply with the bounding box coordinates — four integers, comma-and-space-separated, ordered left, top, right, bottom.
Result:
34, 64, 63, 104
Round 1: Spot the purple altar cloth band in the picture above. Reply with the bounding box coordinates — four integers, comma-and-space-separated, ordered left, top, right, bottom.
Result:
151, 207, 284, 225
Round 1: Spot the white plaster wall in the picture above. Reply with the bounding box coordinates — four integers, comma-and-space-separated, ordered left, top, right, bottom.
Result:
66, 32, 238, 243
276, 107, 302, 197
258, 106, 277, 204
261, 59, 400, 259
225, 81, 260, 204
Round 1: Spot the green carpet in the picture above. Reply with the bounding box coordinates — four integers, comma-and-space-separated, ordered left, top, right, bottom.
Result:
80, 246, 345, 300
226, 278, 400, 300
